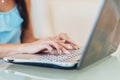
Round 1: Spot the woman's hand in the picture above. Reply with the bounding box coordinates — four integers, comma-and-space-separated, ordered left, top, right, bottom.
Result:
19, 33, 79, 55
19, 38, 70, 55
54, 33, 80, 50
19, 39, 60, 54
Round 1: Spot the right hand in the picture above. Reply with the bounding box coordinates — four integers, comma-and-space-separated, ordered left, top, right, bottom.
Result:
19, 39, 59, 54
19, 39, 70, 55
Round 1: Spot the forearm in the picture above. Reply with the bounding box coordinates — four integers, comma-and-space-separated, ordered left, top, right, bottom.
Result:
0, 44, 24, 58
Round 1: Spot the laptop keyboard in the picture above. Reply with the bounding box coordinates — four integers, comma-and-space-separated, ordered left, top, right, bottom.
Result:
34, 50, 81, 62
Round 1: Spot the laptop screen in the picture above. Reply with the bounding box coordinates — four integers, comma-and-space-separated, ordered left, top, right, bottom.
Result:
78, 0, 120, 69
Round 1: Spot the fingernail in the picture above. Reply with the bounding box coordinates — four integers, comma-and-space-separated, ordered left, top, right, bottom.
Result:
77, 46, 80, 49
75, 46, 79, 50
59, 50, 62, 55
65, 50, 70, 54
74, 46, 80, 50
68, 45, 73, 49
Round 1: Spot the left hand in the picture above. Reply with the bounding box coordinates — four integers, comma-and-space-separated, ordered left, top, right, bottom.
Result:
53, 33, 80, 50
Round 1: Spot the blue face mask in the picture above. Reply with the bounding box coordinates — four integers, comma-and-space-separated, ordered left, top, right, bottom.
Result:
0, 6, 23, 32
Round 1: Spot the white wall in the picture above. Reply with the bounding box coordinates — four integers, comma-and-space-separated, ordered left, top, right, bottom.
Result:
31, 0, 54, 38
31, 0, 102, 47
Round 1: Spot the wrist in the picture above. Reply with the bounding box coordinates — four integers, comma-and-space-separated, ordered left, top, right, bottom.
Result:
17, 43, 28, 54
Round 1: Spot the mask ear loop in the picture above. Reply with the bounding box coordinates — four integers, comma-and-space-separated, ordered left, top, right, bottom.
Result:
1, 0, 5, 3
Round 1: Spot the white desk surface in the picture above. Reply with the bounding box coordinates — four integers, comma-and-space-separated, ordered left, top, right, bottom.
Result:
0, 47, 120, 80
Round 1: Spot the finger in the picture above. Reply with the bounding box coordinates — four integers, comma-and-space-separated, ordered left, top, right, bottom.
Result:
57, 41, 74, 50
39, 44, 54, 54
61, 46, 70, 55
59, 33, 70, 39
64, 39, 80, 49
58, 39, 79, 50
58, 45, 70, 55
51, 49, 59, 55
54, 33, 80, 50
58, 33, 80, 49
45, 40, 61, 54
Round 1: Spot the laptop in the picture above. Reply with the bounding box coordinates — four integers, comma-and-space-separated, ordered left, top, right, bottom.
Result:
3, 0, 120, 69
